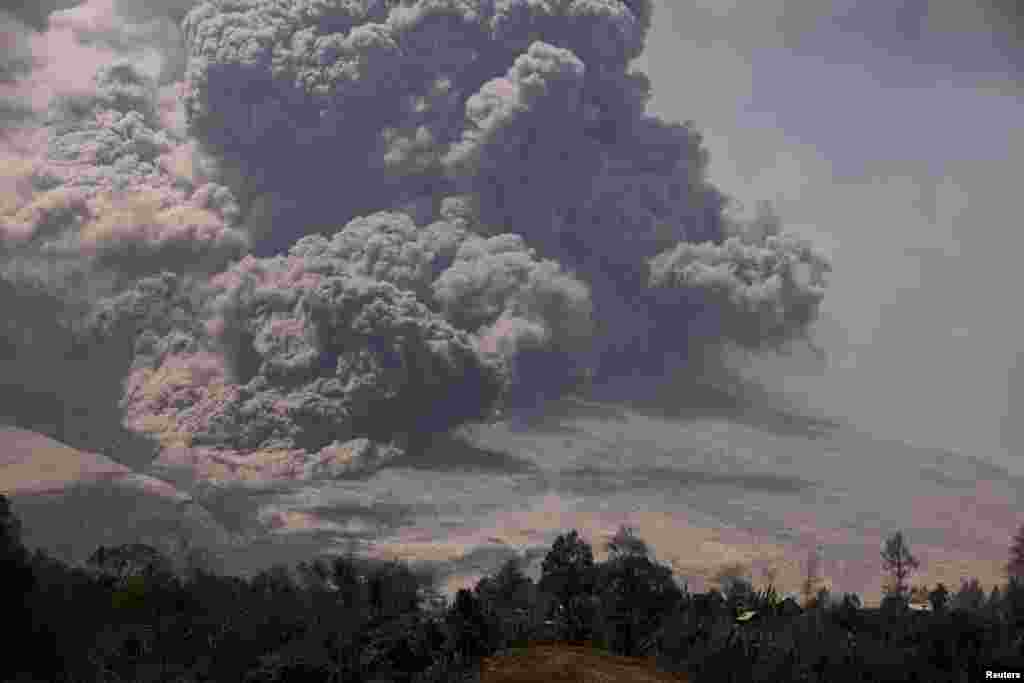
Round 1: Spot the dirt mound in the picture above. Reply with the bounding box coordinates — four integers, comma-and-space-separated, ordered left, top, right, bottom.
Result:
480, 644, 688, 683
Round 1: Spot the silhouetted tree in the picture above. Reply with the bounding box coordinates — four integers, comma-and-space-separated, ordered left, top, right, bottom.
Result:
928, 583, 951, 613
475, 557, 536, 646
1003, 576, 1024, 629
478, 557, 533, 609
295, 558, 332, 592
330, 555, 364, 609
606, 524, 650, 560
0, 495, 37, 680
808, 586, 833, 610
11, 519, 1024, 682
539, 529, 596, 637
1008, 523, 1024, 581
0, 495, 32, 587
988, 585, 1004, 614
249, 562, 303, 621
953, 577, 986, 612
833, 593, 862, 632
881, 531, 920, 602
595, 533, 682, 656
369, 570, 385, 616
448, 588, 491, 658
364, 560, 421, 619
801, 546, 823, 608
86, 543, 176, 588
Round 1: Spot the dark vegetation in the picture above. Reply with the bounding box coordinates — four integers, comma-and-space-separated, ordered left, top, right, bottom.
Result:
4, 492, 1024, 682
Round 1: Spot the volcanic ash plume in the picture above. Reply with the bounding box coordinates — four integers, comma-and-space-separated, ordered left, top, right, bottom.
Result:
102, 256, 506, 461
0, 0, 832, 470
1, 59, 246, 299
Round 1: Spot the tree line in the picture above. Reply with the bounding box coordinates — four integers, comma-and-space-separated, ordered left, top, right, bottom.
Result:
4, 493, 1024, 681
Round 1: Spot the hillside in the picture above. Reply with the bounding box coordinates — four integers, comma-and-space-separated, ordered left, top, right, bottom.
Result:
0, 426, 237, 571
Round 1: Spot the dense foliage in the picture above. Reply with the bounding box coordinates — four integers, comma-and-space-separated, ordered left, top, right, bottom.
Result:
5, 492, 1024, 682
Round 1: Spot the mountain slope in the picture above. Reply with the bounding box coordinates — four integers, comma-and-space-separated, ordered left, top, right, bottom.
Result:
0, 426, 237, 571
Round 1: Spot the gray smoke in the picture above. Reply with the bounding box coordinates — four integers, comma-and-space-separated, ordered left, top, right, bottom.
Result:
0, 0, 833, 468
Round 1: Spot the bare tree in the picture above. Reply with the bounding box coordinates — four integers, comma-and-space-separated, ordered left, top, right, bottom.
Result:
606, 525, 650, 560
802, 546, 823, 607
881, 531, 920, 601
1007, 523, 1024, 581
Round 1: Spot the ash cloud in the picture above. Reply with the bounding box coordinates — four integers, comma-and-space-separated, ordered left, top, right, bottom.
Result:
649, 210, 830, 351
434, 232, 594, 406
1, 62, 248, 295
177, 0, 815, 380
1, 1, 79, 33
0, 0, 239, 461
177, 0, 660, 252
1, 1, 245, 298
1, 0, 832, 477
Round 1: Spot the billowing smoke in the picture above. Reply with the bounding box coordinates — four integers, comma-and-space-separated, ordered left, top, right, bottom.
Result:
433, 232, 594, 406
649, 211, 830, 351
0, 0, 229, 458
0, 62, 247, 325
98, 262, 505, 458
1, 20, 246, 301
1, 0, 832, 469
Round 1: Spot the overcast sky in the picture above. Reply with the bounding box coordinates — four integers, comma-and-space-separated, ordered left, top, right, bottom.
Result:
634, 0, 1024, 474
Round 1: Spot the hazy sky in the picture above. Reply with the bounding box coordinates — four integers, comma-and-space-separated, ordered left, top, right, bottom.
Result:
2, 0, 1021, 600
3, 0, 1020, 476
633, 0, 1024, 474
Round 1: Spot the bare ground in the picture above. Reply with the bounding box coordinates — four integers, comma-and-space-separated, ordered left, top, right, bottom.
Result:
479, 643, 689, 683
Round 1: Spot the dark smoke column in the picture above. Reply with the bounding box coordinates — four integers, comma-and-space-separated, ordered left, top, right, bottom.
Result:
181, 0, 830, 397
